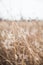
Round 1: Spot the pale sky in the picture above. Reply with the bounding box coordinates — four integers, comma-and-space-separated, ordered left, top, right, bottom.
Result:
0, 0, 43, 20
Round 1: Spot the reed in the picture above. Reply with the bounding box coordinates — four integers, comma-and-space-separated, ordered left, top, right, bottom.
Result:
0, 20, 43, 65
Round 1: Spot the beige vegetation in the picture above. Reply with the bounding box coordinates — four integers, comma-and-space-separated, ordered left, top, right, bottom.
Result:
0, 20, 43, 65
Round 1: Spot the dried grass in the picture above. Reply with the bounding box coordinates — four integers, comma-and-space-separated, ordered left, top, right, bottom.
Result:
0, 20, 43, 65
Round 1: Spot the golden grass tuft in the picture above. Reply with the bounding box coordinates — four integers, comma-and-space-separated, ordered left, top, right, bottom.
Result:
0, 20, 43, 65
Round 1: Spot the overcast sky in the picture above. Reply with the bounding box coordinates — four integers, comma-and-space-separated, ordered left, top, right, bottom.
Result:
0, 0, 43, 20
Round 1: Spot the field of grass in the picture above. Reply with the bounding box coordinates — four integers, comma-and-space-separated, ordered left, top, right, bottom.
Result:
0, 20, 43, 65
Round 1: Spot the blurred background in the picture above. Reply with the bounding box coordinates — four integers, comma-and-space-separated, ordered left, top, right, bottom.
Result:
0, 0, 43, 20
